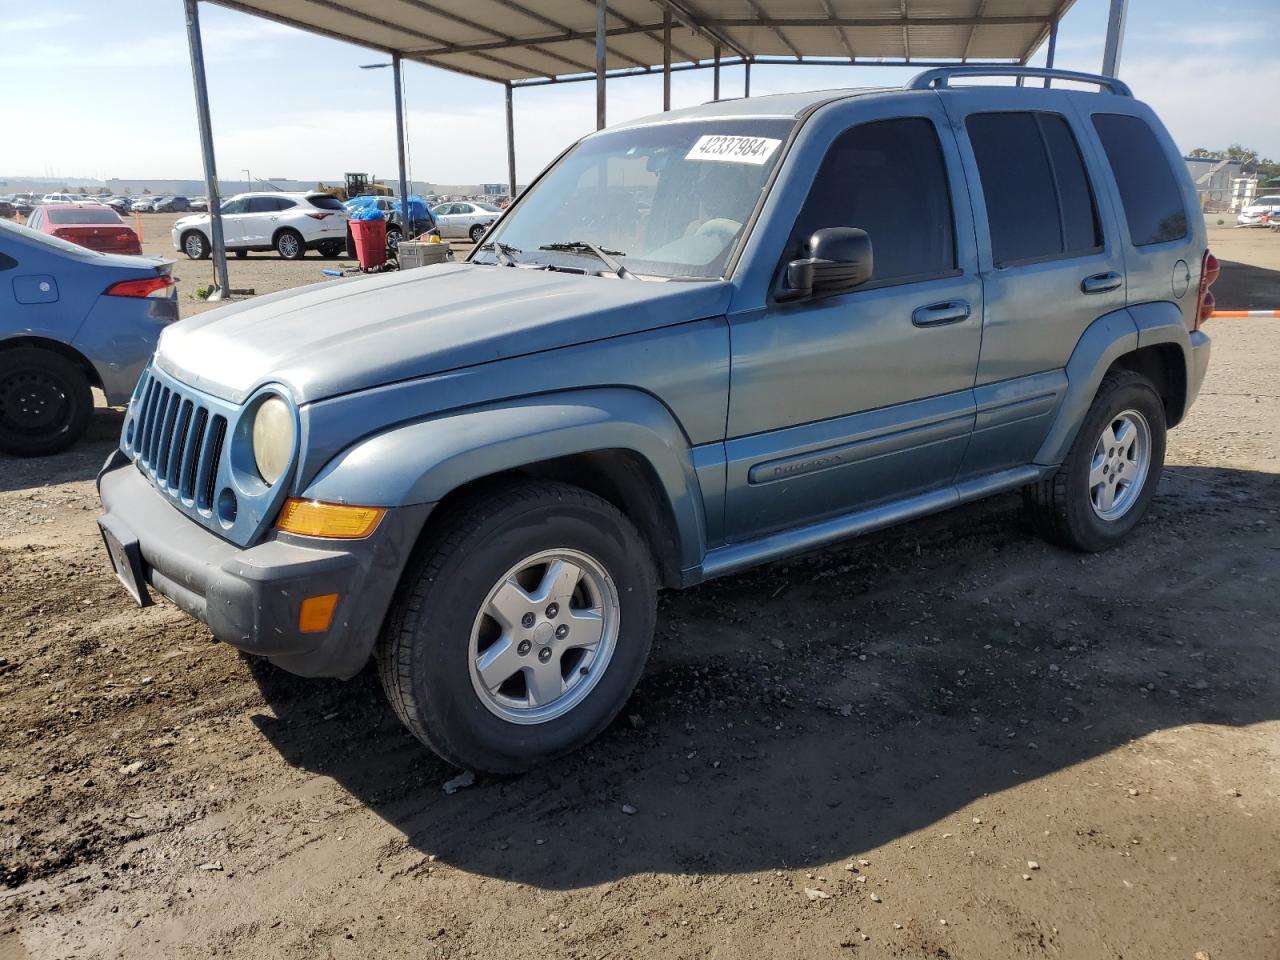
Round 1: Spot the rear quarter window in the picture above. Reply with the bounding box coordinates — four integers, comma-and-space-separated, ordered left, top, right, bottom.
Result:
1091, 113, 1188, 246
307, 195, 346, 210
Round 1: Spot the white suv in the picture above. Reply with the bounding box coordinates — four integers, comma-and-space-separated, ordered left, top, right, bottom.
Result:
172, 192, 349, 260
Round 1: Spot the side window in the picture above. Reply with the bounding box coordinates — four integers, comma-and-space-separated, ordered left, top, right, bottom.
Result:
791, 117, 956, 284
221, 198, 246, 215
274, 198, 296, 211
966, 111, 1101, 267
245, 197, 275, 213
1091, 113, 1188, 246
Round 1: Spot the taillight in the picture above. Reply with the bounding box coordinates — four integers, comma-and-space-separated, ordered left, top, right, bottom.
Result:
305, 212, 332, 220
106, 275, 176, 298
52, 228, 78, 241
1196, 250, 1220, 330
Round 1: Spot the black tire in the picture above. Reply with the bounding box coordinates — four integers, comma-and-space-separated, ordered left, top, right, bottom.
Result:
385, 226, 403, 251
317, 240, 344, 258
275, 229, 305, 260
469, 223, 487, 244
378, 480, 658, 774
0, 347, 93, 457
1024, 370, 1167, 552
234, 249, 248, 259
181, 230, 209, 260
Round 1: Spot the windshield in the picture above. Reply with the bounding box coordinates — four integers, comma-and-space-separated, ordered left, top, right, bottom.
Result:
477, 118, 795, 279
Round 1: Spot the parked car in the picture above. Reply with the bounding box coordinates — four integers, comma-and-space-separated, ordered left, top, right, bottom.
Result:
189, 197, 208, 211
171, 191, 349, 260
1236, 195, 1280, 225
98, 68, 1215, 773
431, 200, 500, 242
131, 198, 158, 213
105, 197, 134, 215
24, 204, 143, 255
154, 196, 191, 213
40, 193, 77, 205
10, 198, 33, 217
0, 219, 177, 456
0, 202, 15, 220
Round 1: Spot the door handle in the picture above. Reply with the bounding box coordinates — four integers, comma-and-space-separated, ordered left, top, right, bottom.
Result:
1081, 271, 1122, 294
912, 300, 971, 327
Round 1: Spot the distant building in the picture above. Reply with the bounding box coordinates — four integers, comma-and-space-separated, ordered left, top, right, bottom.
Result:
1184, 157, 1245, 211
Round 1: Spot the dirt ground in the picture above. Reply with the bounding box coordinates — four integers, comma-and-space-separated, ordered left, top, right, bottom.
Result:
1, 224, 1278, 960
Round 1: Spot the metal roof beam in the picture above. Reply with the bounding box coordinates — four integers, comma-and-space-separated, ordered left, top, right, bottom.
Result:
900, 0, 910, 60
646, 0, 750, 60
704, 16, 1050, 28
392, 0, 598, 73
575, 0, 699, 65
487, 0, 650, 69
403, 23, 665, 57
745, 0, 802, 60
820, 0, 855, 61
963, 1, 988, 61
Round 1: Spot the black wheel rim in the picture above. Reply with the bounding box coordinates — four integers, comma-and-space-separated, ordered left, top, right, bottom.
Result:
0, 369, 72, 438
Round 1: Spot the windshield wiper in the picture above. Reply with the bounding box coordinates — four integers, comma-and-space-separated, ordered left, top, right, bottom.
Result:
477, 240, 522, 266
539, 240, 632, 279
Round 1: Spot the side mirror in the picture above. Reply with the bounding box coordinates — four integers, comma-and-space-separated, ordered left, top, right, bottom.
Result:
785, 227, 874, 299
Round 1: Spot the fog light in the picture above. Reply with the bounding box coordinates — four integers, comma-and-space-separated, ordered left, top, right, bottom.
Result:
299, 593, 339, 633
276, 499, 384, 539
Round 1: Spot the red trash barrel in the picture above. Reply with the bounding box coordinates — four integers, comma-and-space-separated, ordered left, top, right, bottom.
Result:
349, 218, 387, 269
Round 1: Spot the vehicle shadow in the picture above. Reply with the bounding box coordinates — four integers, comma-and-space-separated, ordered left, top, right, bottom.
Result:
0, 409, 123, 494
246, 462, 1279, 890
1213, 257, 1280, 311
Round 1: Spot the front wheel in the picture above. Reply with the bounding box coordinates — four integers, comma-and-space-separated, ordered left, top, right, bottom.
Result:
1024, 370, 1167, 552
469, 223, 487, 244
378, 481, 657, 774
385, 226, 403, 251
0, 347, 93, 457
275, 229, 305, 260
182, 230, 209, 260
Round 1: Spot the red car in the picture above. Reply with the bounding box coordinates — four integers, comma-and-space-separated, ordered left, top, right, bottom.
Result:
24, 204, 143, 255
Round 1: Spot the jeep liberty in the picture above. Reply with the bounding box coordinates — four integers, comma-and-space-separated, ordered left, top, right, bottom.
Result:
98, 68, 1216, 772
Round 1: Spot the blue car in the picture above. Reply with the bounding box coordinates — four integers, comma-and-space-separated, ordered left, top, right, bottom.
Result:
0, 218, 178, 456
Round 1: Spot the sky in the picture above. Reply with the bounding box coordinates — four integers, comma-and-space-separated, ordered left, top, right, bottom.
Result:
1, 0, 1277, 186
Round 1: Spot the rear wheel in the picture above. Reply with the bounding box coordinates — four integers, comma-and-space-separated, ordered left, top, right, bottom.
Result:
378, 481, 657, 774
0, 348, 93, 457
318, 240, 344, 258
385, 226, 403, 251
182, 230, 209, 260
469, 223, 487, 244
1024, 370, 1166, 552
275, 229, 305, 260
234, 249, 248, 259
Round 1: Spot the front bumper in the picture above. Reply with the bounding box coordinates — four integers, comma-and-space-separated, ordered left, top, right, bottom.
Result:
97, 452, 431, 678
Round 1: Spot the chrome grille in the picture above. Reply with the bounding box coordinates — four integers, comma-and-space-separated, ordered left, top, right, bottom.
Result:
129, 370, 227, 509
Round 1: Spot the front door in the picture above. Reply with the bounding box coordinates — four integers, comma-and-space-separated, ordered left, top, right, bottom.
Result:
724, 102, 983, 541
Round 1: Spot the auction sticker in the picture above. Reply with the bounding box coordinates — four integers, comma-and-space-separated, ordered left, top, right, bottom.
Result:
685, 134, 782, 165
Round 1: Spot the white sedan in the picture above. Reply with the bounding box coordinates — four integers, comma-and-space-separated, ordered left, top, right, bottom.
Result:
431, 201, 501, 243
1237, 195, 1280, 226
171, 191, 349, 260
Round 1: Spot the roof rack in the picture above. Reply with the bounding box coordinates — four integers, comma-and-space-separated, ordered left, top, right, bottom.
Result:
907, 66, 1133, 98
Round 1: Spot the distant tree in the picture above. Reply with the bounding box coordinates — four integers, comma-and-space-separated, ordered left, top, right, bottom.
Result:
1187, 147, 1221, 159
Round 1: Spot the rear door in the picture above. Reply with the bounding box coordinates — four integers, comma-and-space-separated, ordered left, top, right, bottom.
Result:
941, 90, 1126, 476
1086, 107, 1202, 328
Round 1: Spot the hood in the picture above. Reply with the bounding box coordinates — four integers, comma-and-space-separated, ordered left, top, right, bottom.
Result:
156, 262, 733, 405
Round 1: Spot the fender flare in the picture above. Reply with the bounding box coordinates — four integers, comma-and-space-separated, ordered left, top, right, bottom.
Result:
301, 387, 708, 575
1034, 307, 1138, 466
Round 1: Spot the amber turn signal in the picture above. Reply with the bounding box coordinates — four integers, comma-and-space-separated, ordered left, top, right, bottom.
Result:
276, 499, 385, 539
298, 593, 339, 634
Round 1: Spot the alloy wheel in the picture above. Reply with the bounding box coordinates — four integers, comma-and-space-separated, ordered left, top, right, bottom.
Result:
1089, 409, 1152, 521
468, 549, 620, 725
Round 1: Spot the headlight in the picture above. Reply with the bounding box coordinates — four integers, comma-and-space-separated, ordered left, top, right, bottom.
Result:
251, 396, 294, 486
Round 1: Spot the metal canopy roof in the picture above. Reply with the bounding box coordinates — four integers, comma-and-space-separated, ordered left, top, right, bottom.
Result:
210, 0, 1077, 86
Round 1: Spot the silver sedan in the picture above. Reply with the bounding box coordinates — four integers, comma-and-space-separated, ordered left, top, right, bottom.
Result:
431, 201, 500, 243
